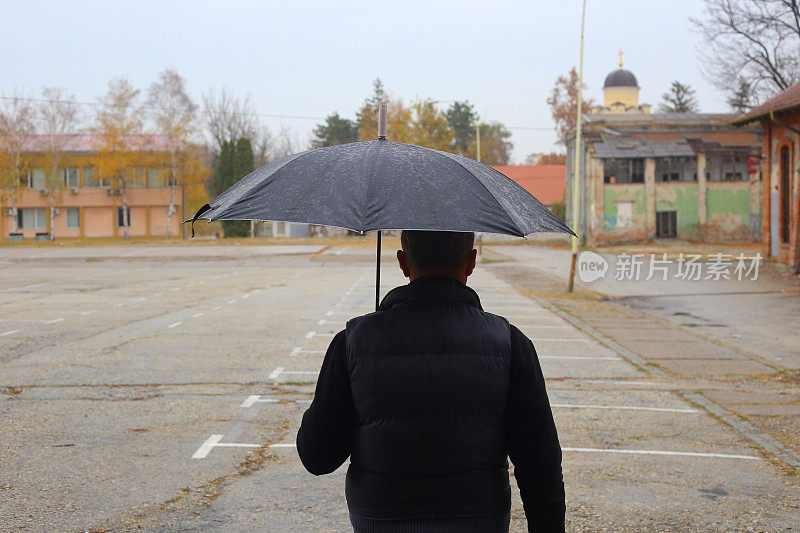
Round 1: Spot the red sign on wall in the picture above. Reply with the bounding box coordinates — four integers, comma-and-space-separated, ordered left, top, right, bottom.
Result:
747, 154, 760, 175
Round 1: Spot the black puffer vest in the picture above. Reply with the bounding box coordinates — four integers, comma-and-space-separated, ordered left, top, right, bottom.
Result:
344, 277, 512, 520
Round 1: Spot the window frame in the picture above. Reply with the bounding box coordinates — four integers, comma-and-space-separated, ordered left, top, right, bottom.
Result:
117, 207, 132, 228
17, 208, 47, 230
65, 207, 80, 229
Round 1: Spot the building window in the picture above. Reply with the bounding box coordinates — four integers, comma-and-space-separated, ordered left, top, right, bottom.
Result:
128, 168, 146, 188
83, 167, 110, 188
66, 208, 80, 229
62, 168, 79, 188
603, 158, 644, 184
17, 208, 46, 230
655, 156, 696, 182
706, 154, 748, 182
117, 207, 131, 228
25, 168, 46, 189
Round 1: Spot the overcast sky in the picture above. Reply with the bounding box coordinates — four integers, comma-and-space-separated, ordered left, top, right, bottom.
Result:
2, 0, 723, 163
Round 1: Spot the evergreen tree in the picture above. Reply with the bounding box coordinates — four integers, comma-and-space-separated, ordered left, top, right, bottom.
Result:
211, 138, 254, 237
234, 137, 254, 178
445, 101, 477, 155
221, 138, 254, 237
311, 112, 359, 148
727, 77, 754, 113
658, 81, 699, 113
211, 140, 234, 196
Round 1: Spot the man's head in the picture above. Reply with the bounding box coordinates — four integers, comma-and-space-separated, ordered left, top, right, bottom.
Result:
397, 230, 477, 284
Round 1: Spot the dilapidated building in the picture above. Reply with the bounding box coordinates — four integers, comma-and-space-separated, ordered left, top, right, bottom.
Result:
733, 82, 800, 272
566, 64, 762, 245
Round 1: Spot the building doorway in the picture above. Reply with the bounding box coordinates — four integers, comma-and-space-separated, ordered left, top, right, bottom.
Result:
780, 145, 791, 244
656, 211, 677, 239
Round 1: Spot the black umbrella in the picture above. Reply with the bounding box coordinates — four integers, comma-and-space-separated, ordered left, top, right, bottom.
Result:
188, 106, 575, 309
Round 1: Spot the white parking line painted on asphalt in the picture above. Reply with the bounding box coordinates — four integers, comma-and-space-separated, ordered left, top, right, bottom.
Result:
241, 395, 280, 407
290, 347, 302, 357
270, 443, 297, 448
283, 371, 319, 375
336, 249, 345, 255
227, 299, 236, 304
242, 294, 250, 299
80, 310, 96, 316
305, 331, 335, 338
539, 356, 619, 361
44, 318, 65, 324
192, 313, 204, 318
530, 338, 591, 342
211, 306, 221, 311
240, 395, 313, 407
167, 322, 182, 329
326, 310, 334, 316
515, 325, 572, 329
551, 404, 700, 414
561, 447, 758, 460
268, 367, 285, 380
192, 435, 260, 459
0, 329, 20, 337
113, 303, 125, 308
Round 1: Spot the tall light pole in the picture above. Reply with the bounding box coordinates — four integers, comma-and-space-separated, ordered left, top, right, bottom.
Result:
568, 0, 587, 293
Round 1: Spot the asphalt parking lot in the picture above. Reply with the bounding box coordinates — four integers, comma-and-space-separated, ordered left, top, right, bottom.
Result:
1, 244, 798, 531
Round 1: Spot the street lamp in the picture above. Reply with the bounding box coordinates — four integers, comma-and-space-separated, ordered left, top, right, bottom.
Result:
568, 0, 588, 293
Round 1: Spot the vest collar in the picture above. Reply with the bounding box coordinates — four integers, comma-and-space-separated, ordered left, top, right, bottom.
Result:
378, 276, 483, 311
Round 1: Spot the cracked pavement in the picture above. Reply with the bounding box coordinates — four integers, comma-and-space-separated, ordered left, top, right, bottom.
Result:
1, 243, 798, 531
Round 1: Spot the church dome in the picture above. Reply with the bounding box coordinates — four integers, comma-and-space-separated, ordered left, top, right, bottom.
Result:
604, 69, 638, 88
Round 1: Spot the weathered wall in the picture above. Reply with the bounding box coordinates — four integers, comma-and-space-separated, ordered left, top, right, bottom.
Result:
600, 185, 648, 242
654, 183, 699, 239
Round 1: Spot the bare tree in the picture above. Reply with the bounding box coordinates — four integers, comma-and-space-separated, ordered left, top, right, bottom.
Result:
147, 68, 198, 238
39, 87, 80, 240
692, 0, 800, 105
94, 77, 145, 239
0, 90, 35, 233
202, 87, 260, 150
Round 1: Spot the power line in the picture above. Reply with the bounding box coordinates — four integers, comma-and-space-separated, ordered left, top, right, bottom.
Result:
0, 95, 554, 131
0, 95, 326, 121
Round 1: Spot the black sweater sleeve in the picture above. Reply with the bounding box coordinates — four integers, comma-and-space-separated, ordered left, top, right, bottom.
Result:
296, 330, 355, 475
505, 325, 566, 532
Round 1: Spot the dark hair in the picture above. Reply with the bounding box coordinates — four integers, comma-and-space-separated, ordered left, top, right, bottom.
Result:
400, 230, 475, 274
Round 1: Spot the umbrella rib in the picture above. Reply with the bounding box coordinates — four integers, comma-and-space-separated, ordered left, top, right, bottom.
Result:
288, 150, 343, 227
429, 149, 524, 235
362, 141, 380, 231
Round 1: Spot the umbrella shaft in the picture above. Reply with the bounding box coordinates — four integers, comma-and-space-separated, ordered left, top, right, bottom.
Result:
375, 231, 382, 311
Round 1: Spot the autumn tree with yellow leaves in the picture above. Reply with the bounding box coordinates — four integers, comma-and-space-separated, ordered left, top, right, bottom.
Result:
39, 86, 80, 240
0, 92, 35, 233
354, 79, 511, 164
147, 68, 208, 239
93, 77, 145, 239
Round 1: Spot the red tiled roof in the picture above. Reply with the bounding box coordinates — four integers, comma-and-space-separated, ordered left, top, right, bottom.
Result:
734, 82, 800, 124
2, 133, 171, 152
493, 165, 566, 205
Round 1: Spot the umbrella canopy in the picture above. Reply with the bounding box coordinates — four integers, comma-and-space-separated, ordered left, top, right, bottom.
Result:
188, 139, 574, 238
